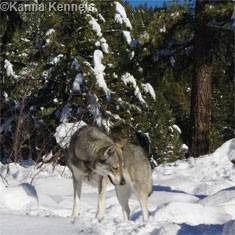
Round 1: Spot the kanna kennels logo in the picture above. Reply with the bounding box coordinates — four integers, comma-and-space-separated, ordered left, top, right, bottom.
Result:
0, 1, 96, 12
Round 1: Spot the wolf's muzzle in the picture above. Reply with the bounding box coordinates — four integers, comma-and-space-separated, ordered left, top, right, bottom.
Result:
108, 176, 126, 186
120, 178, 126, 185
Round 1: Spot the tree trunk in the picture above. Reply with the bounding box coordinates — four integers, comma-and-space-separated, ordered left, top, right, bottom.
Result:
189, 0, 212, 157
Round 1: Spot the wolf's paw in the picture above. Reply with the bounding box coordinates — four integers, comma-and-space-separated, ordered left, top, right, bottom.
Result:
69, 213, 80, 220
96, 213, 104, 222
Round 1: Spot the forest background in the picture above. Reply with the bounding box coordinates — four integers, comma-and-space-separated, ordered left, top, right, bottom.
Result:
0, 0, 234, 164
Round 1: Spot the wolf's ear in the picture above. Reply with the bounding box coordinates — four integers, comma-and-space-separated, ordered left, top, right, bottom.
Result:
104, 145, 116, 157
115, 139, 128, 150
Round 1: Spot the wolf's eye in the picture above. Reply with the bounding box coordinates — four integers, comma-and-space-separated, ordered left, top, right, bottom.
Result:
99, 159, 106, 164
112, 166, 118, 171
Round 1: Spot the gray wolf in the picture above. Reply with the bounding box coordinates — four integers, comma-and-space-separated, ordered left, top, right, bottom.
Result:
67, 125, 152, 222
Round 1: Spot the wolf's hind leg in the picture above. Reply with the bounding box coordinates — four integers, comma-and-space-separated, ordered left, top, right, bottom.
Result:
137, 191, 149, 222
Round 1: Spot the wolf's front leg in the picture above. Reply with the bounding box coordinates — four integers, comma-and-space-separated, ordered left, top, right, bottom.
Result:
96, 176, 107, 221
115, 185, 131, 221
71, 177, 82, 218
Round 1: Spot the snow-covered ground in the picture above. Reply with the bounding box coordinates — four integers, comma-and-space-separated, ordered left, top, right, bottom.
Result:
1, 139, 235, 235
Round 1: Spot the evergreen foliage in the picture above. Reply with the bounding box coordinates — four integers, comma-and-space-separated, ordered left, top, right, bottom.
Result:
0, 0, 234, 164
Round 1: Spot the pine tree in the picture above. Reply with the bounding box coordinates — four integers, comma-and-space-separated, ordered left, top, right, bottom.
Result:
1, 0, 160, 162
189, 0, 233, 157
1, 0, 233, 164
189, 0, 212, 157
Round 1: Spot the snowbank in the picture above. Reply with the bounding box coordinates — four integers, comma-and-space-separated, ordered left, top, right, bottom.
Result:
0, 139, 235, 235
0, 183, 38, 211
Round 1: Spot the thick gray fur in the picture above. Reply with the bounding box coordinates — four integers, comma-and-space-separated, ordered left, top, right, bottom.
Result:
67, 125, 152, 222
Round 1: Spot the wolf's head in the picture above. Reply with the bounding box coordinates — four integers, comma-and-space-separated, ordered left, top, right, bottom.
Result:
94, 139, 127, 186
